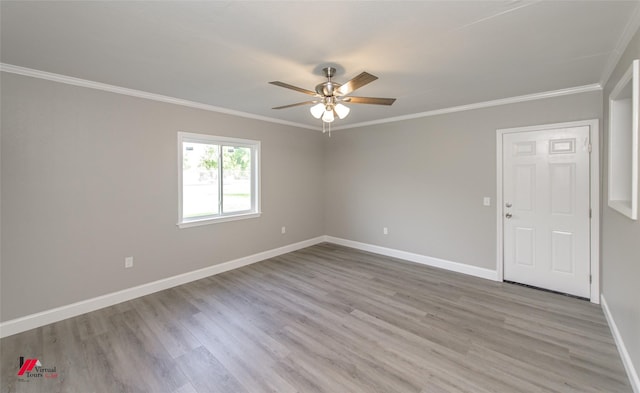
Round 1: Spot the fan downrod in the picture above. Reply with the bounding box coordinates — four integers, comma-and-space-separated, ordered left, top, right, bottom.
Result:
322, 67, 336, 79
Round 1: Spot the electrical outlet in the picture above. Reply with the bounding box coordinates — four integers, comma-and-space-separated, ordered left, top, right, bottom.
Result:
125, 256, 134, 269
383, 227, 388, 235
281, 226, 286, 234
483, 197, 491, 206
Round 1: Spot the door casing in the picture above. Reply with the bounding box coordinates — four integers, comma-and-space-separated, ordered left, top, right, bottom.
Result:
496, 119, 600, 303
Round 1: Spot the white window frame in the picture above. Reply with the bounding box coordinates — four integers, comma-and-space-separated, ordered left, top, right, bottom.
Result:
177, 132, 261, 228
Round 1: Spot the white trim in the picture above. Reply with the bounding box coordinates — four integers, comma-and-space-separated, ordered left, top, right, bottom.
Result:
324, 236, 498, 281
495, 119, 600, 303
590, 119, 601, 304
2, 63, 602, 133
601, 295, 640, 393
0, 63, 319, 131
333, 84, 602, 131
496, 130, 506, 285
600, 5, 640, 87
177, 212, 262, 229
0, 236, 325, 338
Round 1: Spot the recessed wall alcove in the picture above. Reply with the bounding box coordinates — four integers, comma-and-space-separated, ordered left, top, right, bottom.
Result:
608, 59, 639, 220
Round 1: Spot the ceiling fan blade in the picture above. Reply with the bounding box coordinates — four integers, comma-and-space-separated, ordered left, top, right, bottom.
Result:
269, 81, 317, 96
343, 96, 396, 105
272, 101, 317, 110
336, 72, 378, 96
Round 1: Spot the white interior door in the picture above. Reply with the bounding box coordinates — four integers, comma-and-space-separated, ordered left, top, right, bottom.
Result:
503, 126, 591, 298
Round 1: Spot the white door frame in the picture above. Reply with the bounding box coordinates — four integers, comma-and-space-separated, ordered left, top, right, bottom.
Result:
496, 119, 600, 303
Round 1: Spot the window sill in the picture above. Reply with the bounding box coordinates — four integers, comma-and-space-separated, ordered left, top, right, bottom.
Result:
608, 200, 636, 220
177, 212, 261, 229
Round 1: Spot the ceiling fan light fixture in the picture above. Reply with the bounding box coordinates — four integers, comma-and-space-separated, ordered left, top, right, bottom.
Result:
310, 102, 325, 119
322, 109, 335, 123
270, 67, 395, 131
334, 103, 350, 119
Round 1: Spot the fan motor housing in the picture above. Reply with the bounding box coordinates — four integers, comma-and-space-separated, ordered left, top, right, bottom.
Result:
315, 81, 341, 97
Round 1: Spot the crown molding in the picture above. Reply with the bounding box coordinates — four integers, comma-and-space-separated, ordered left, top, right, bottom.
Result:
0, 63, 321, 131
600, 4, 640, 87
2, 63, 602, 133
333, 83, 603, 130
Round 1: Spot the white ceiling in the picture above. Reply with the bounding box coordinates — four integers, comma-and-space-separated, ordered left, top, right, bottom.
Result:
2, 1, 640, 130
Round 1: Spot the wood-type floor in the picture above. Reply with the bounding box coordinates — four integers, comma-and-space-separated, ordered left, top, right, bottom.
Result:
0, 243, 631, 392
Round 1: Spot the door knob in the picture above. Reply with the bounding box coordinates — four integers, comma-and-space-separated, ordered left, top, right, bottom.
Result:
505, 202, 512, 208
505, 213, 512, 219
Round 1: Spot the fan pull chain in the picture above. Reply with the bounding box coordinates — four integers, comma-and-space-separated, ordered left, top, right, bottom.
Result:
322, 121, 331, 137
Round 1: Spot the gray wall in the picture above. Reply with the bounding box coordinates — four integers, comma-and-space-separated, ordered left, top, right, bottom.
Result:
602, 27, 640, 378
324, 92, 602, 270
0, 73, 325, 321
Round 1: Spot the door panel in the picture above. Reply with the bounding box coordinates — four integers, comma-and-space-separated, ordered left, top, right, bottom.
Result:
515, 165, 535, 211
515, 227, 535, 266
551, 231, 573, 273
550, 163, 575, 214
503, 126, 590, 298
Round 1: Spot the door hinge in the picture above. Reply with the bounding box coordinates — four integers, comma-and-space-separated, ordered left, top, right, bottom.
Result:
588, 143, 592, 153
589, 208, 592, 218
590, 275, 592, 284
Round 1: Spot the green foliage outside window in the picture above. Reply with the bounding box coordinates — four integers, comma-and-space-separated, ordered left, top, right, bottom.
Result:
199, 146, 219, 171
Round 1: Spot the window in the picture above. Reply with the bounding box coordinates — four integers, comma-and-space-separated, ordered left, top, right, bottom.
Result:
178, 132, 260, 228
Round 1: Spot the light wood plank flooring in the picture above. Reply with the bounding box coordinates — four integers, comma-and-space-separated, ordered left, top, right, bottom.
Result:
1, 243, 631, 392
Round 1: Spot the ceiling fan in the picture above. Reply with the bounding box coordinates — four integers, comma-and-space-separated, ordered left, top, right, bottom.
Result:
269, 67, 396, 132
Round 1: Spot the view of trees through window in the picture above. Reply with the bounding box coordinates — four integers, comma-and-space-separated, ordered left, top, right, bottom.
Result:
182, 142, 252, 219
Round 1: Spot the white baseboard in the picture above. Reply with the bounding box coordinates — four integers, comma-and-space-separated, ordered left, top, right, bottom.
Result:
0, 235, 500, 338
323, 236, 498, 281
0, 236, 325, 338
601, 295, 640, 393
